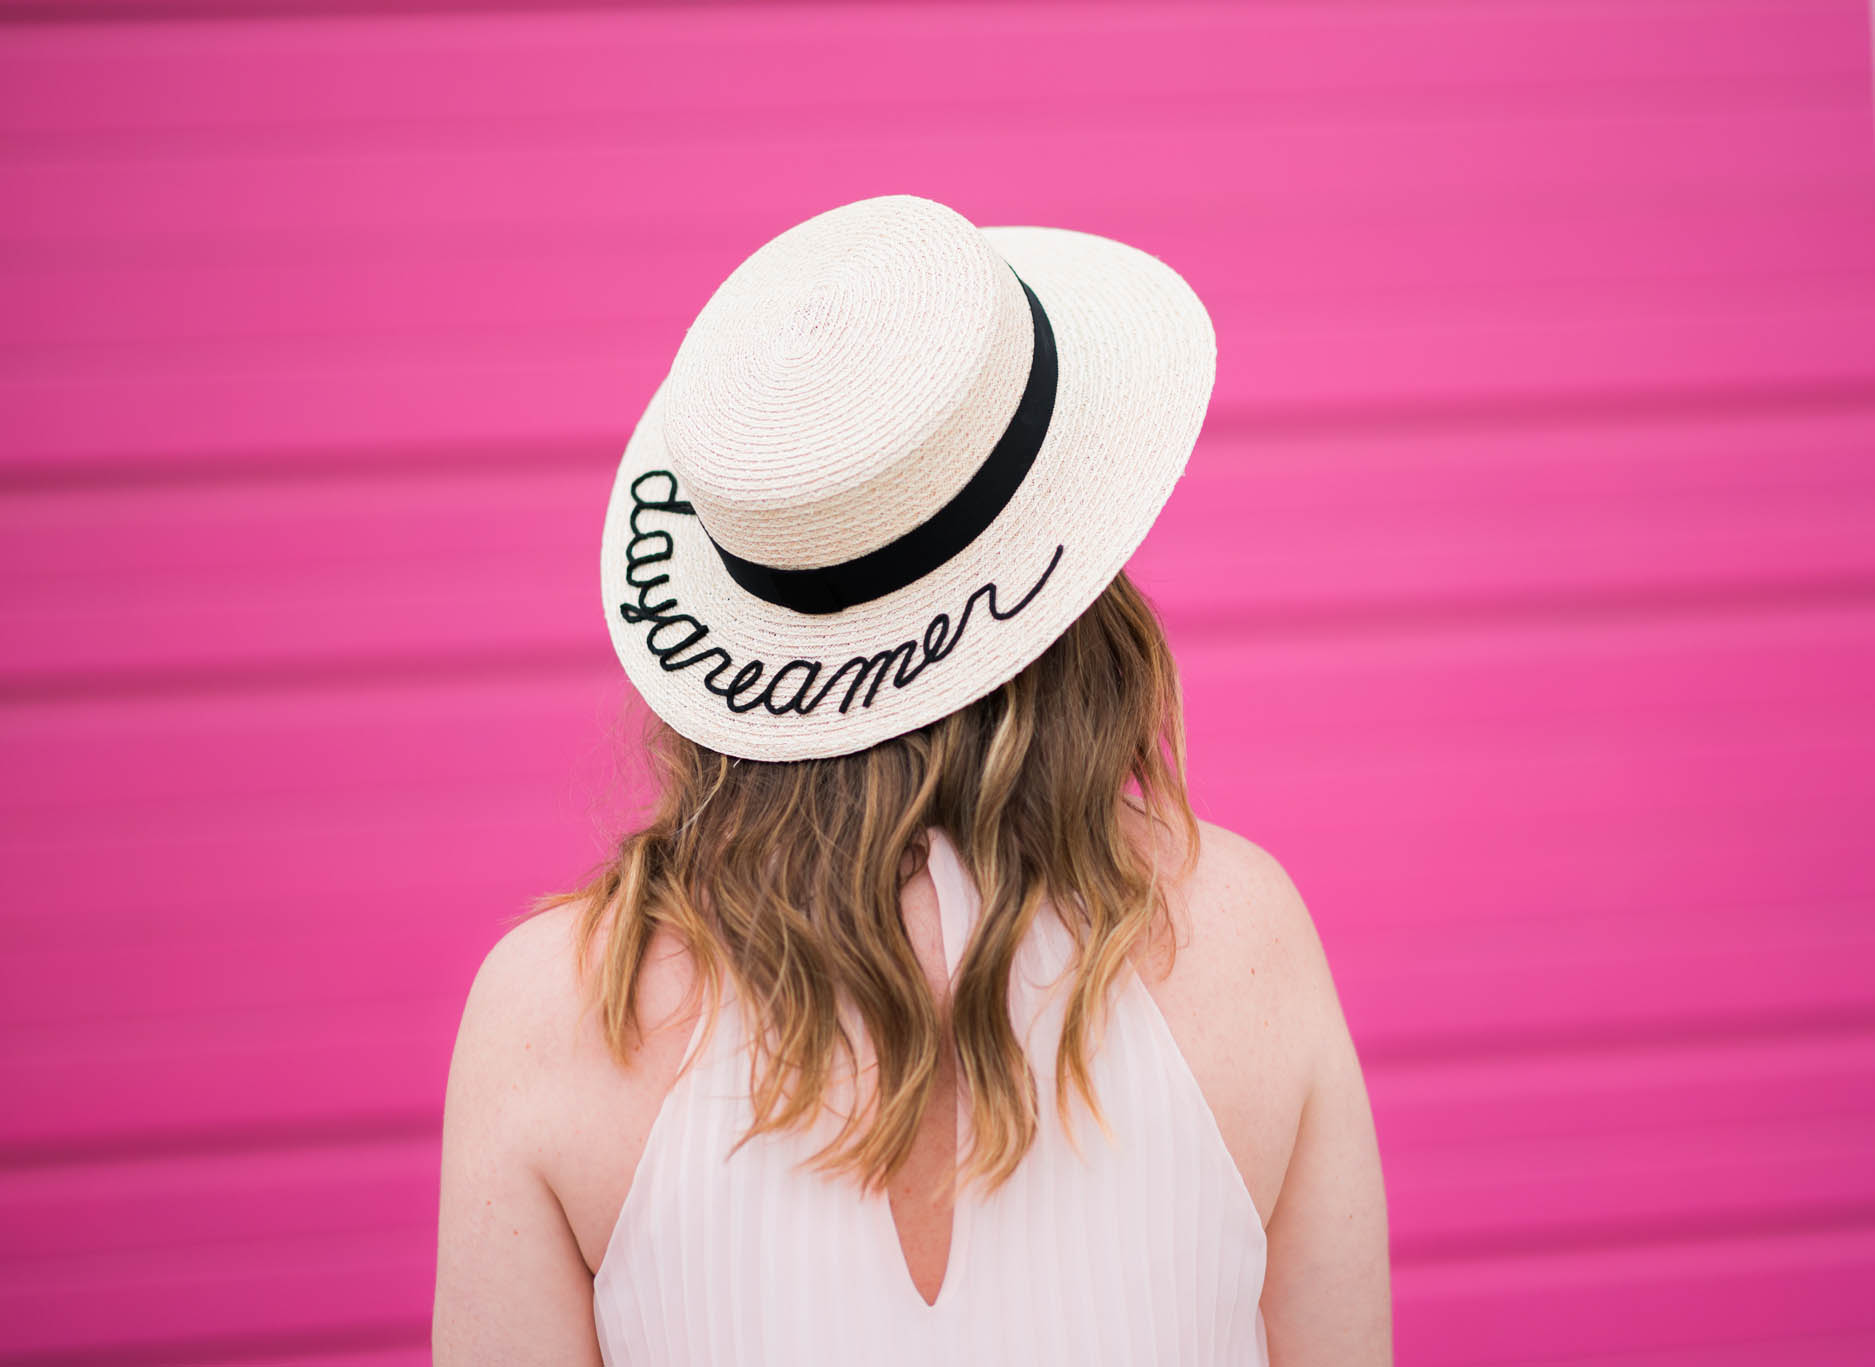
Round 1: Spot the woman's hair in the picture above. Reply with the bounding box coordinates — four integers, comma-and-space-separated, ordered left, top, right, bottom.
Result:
532, 569, 1199, 1196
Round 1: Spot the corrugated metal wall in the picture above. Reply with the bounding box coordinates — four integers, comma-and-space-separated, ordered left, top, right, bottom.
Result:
4, 3, 1874, 1362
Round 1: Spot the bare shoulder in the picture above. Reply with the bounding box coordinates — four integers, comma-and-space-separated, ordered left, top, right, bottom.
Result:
1185, 818, 1336, 1009
1152, 818, 1392, 1362
448, 898, 699, 1104
453, 903, 587, 1071
434, 902, 603, 1364
1116, 809, 1379, 1252
439, 896, 704, 1285
1183, 818, 1366, 1122
1132, 810, 1336, 1030
438, 902, 607, 1249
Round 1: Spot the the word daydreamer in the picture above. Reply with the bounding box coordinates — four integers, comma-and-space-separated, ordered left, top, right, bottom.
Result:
616, 471, 1064, 719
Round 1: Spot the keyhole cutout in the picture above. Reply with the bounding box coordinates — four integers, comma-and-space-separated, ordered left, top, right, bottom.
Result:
884, 839, 969, 1309
884, 1022, 960, 1306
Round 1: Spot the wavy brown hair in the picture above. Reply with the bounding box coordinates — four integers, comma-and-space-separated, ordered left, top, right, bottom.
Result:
532, 569, 1199, 1197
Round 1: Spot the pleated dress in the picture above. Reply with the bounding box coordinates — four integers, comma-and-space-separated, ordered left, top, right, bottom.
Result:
593, 827, 1269, 1365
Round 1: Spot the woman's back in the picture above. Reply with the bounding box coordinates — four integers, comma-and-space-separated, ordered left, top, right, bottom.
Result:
594, 823, 1264, 1364
495, 814, 1351, 1363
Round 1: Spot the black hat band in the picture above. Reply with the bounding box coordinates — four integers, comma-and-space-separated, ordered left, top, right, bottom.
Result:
694, 267, 1058, 616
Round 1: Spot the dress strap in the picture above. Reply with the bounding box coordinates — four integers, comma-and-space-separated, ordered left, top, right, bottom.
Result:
922, 827, 978, 981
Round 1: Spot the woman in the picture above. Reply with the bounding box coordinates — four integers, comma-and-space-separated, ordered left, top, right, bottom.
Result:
435, 195, 1391, 1364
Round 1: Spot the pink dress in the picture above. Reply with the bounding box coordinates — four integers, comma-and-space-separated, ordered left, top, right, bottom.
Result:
593, 827, 1270, 1364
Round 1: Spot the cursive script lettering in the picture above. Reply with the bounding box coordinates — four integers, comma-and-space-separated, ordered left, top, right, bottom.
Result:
616, 470, 1063, 718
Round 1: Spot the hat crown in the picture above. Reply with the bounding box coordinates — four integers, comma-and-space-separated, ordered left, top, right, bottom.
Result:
661, 195, 1035, 572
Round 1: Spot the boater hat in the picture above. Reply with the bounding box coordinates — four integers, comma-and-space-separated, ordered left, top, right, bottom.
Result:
601, 193, 1216, 762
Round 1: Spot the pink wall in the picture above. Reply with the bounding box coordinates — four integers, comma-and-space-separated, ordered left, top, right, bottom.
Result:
4, 2, 1874, 1361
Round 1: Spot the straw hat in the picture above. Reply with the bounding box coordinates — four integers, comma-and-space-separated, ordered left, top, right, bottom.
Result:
600, 193, 1215, 762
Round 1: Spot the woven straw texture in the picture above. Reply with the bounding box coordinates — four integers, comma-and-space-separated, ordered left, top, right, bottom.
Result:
600, 194, 1216, 761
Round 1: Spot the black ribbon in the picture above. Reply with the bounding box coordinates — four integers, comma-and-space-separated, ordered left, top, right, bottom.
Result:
698, 266, 1058, 616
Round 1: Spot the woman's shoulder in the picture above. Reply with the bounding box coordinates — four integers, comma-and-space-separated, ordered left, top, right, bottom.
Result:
1154, 814, 1347, 1065
1125, 810, 1349, 1224
444, 897, 706, 1273
452, 899, 696, 1063
1191, 819, 1328, 983
1126, 807, 1327, 994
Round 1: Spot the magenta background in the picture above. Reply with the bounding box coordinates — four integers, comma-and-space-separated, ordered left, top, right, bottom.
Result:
4, 2, 1875, 1363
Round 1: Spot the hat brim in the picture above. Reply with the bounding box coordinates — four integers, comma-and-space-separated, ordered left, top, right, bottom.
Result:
600, 223, 1217, 762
